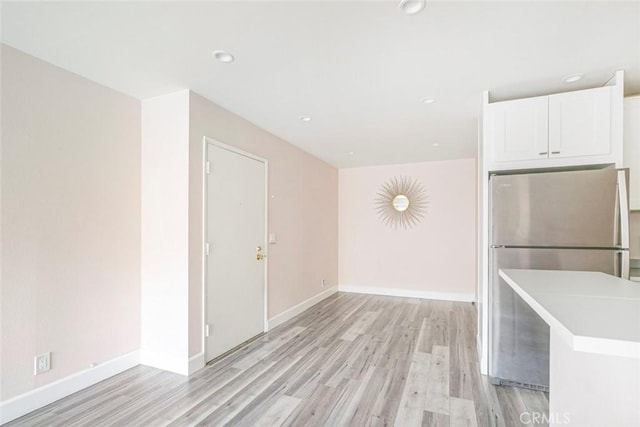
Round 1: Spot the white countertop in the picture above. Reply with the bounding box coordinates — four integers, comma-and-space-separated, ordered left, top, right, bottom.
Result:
498, 269, 640, 359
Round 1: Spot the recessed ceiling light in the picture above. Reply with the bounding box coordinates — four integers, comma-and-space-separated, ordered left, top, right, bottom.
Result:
299, 115, 312, 122
212, 50, 234, 63
562, 73, 583, 83
347, 151, 355, 156
432, 143, 440, 147
399, 0, 426, 15
421, 97, 436, 104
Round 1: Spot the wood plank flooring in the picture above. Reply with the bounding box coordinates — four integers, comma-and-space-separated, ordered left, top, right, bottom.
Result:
6, 293, 548, 427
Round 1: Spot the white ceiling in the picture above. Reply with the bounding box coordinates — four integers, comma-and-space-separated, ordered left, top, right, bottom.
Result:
2, 1, 639, 168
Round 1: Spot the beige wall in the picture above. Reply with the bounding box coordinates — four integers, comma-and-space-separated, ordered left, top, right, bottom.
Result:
141, 91, 190, 372
188, 92, 339, 357
0, 45, 141, 400
339, 159, 476, 299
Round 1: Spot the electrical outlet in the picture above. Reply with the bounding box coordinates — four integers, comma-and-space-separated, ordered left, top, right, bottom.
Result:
34, 352, 51, 375
321, 279, 326, 287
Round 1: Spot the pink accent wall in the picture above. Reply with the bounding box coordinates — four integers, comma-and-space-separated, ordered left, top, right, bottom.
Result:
188, 92, 339, 357
1, 45, 141, 400
339, 159, 477, 299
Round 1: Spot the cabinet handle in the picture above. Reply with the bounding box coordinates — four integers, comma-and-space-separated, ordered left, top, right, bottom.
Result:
539, 152, 548, 155
551, 151, 561, 154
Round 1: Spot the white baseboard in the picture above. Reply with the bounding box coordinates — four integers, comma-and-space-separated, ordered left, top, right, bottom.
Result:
268, 285, 339, 329
140, 349, 189, 376
0, 350, 140, 425
339, 284, 475, 302
188, 352, 205, 375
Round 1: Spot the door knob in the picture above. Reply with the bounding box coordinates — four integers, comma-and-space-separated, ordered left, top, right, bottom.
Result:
256, 253, 267, 261
257, 245, 262, 252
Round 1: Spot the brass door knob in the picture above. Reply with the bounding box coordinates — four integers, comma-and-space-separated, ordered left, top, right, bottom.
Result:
257, 253, 267, 261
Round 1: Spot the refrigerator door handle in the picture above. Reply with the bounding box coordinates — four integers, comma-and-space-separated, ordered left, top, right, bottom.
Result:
617, 169, 630, 249
620, 250, 630, 280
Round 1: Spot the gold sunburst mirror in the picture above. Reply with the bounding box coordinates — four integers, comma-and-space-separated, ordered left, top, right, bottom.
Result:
375, 176, 428, 229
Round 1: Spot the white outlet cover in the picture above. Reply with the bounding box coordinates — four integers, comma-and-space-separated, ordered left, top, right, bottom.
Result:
34, 352, 51, 375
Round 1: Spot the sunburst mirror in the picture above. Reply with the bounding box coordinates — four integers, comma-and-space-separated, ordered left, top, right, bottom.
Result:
375, 176, 428, 229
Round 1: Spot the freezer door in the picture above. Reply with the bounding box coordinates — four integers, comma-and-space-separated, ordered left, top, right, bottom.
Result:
491, 168, 620, 247
489, 247, 618, 389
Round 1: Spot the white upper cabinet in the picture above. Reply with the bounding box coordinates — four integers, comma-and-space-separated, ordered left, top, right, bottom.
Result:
489, 96, 548, 162
548, 86, 612, 159
484, 72, 623, 172
623, 96, 640, 210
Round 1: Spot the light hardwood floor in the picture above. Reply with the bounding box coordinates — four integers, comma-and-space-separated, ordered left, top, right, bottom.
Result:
6, 293, 548, 426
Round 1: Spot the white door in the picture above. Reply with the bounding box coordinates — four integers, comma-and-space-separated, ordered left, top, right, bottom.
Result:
488, 95, 549, 163
548, 86, 612, 159
205, 141, 266, 362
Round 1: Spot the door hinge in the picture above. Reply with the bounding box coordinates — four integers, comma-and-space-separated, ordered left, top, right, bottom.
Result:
205, 324, 210, 337
205, 243, 210, 256
205, 161, 211, 174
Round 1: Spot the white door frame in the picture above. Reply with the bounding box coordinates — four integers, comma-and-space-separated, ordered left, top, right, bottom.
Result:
201, 136, 269, 362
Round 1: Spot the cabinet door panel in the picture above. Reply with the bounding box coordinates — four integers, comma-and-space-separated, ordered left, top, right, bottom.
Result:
548, 86, 612, 158
489, 96, 549, 162
623, 96, 640, 210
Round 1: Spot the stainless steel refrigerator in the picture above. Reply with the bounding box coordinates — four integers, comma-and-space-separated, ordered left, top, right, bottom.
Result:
489, 168, 630, 390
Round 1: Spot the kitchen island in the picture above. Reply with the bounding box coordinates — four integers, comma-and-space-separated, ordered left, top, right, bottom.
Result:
498, 269, 640, 427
